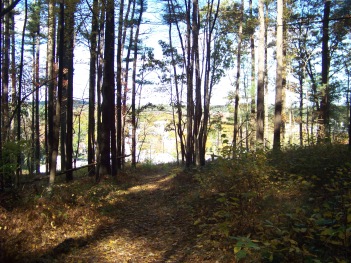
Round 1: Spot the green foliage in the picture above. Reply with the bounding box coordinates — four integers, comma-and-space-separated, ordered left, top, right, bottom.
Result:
233, 236, 260, 261
0, 140, 31, 187
194, 145, 351, 262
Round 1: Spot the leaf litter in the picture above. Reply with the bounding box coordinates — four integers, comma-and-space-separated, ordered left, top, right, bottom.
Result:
0, 168, 226, 263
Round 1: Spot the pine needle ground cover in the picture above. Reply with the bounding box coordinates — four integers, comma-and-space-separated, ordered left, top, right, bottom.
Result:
0, 145, 350, 262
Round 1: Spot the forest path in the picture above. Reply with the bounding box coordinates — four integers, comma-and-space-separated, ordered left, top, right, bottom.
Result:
55, 171, 209, 263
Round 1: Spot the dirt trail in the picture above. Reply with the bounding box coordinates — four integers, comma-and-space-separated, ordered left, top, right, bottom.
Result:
48, 173, 209, 263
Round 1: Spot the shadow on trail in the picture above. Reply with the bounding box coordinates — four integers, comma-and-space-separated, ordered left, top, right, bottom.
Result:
35, 172, 206, 263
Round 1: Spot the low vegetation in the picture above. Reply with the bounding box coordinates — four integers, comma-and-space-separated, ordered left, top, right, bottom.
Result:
0, 145, 350, 262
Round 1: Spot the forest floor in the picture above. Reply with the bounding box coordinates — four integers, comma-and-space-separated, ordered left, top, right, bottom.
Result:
0, 165, 231, 263
1, 145, 351, 262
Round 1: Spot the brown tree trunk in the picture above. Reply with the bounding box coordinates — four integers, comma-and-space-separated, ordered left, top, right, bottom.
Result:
193, 0, 202, 166
95, 1, 104, 181
47, 0, 57, 192
126, 0, 136, 167
16, 0, 28, 185
200, 0, 219, 165
233, 0, 244, 155
249, 0, 255, 151
115, 0, 124, 173
35, 16, 40, 175
65, 0, 76, 181
318, 0, 331, 143
132, 1, 144, 168
167, 0, 186, 164
99, 0, 115, 177
0, 2, 3, 190
88, 0, 98, 176
2, 0, 10, 142
273, 0, 284, 150
185, 0, 194, 167
256, 0, 265, 147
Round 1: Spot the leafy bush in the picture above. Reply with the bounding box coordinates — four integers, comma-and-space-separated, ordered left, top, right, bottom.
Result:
1, 140, 31, 188
194, 145, 351, 262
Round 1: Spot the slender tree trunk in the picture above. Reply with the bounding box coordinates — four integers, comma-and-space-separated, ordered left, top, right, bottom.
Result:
95, 3, 104, 182
16, 0, 28, 186
192, 0, 202, 166
59, 1, 68, 173
121, 0, 132, 168
35, 18, 40, 175
47, 0, 56, 191
127, 0, 136, 167
185, 0, 194, 167
116, 0, 124, 173
264, 2, 269, 149
299, 65, 304, 146
60, 1, 67, 174
318, 0, 331, 143
2, 0, 10, 142
170, 82, 180, 165
60, 79, 66, 172
281, 8, 287, 146
256, 0, 265, 147
233, 0, 243, 155
273, 0, 283, 150
65, 0, 76, 181
45, 76, 49, 174
249, 0, 255, 150
99, 0, 115, 177
0, 2, 3, 190
348, 70, 351, 150
345, 65, 351, 150
167, 0, 185, 164
53, 0, 64, 182
31, 42, 36, 175
88, 0, 98, 176
132, 1, 145, 169
10, 4, 16, 140
200, 0, 219, 166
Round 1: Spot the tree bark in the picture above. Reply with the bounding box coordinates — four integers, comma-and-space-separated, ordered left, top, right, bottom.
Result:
167, 0, 186, 164
88, 0, 98, 176
1, 0, 10, 142
256, 0, 265, 147
16, 0, 28, 186
192, 0, 202, 166
273, 0, 284, 150
126, 0, 136, 167
35, 12, 41, 175
233, 0, 244, 155
116, 0, 124, 173
200, 0, 219, 165
185, 0, 194, 167
95, 2, 104, 182
0, 1, 3, 190
318, 0, 331, 143
132, 1, 144, 168
121, 0, 132, 168
65, 0, 76, 181
47, 0, 57, 192
248, 0, 256, 151
99, 0, 115, 177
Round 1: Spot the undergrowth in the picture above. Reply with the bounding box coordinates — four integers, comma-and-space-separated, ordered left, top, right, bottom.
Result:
194, 144, 351, 262
0, 145, 350, 262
